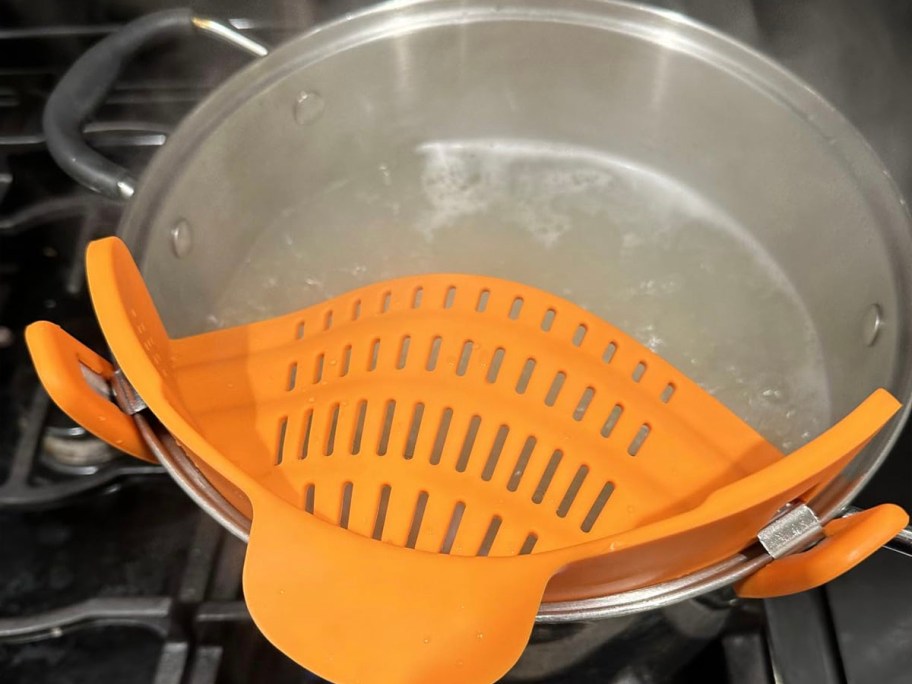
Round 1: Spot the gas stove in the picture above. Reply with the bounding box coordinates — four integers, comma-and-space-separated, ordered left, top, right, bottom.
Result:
1, 2, 911, 683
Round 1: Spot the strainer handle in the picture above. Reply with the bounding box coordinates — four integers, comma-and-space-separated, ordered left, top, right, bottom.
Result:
24, 321, 154, 462
843, 505, 912, 557
735, 503, 908, 598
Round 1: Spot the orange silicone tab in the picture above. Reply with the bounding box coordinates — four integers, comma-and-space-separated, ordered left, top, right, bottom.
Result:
244, 489, 552, 684
24, 321, 153, 462
736, 503, 909, 598
75, 236, 907, 683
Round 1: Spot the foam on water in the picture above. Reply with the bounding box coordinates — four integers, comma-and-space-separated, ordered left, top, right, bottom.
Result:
215, 139, 831, 451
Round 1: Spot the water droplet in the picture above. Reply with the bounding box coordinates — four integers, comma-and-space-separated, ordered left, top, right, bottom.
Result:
294, 90, 325, 125
476, 632, 484, 640
171, 219, 193, 258
329, 359, 337, 366
307, 396, 315, 404
422, 637, 431, 644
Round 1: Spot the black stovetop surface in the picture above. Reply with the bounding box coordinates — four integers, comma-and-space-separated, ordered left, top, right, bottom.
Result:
1, 2, 911, 683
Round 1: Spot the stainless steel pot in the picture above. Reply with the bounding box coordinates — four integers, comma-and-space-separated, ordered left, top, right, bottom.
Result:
43, 0, 912, 636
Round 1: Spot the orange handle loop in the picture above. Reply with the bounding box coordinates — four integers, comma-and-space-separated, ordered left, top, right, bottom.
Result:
25, 321, 154, 462
735, 503, 909, 598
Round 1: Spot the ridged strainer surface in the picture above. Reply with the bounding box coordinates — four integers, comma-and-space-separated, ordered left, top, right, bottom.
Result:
125, 252, 792, 562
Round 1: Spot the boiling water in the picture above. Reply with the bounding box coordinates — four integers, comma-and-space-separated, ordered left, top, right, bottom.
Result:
216, 140, 830, 451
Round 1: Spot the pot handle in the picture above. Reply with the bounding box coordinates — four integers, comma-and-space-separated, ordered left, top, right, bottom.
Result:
42, 9, 268, 201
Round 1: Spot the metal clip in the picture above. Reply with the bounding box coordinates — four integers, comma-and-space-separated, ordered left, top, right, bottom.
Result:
758, 503, 824, 559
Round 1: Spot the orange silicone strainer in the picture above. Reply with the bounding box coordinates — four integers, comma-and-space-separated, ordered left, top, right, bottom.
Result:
26, 237, 907, 684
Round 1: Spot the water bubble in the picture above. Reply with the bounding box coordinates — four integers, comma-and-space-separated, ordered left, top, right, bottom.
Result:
760, 387, 785, 404
378, 163, 392, 187
294, 90, 325, 125
170, 219, 192, 258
